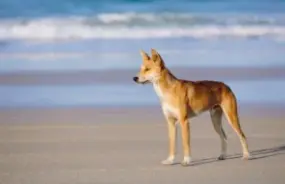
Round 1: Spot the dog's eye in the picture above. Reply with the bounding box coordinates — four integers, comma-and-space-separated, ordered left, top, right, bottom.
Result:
145, 68, 150, 71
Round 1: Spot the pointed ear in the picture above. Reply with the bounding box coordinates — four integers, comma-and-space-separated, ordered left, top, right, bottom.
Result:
151, 48, 159, 61
140, 49, 150, 61
151, 48, 164, 66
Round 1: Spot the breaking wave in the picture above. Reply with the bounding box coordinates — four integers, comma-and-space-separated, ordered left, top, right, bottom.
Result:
0, 13, 285, 41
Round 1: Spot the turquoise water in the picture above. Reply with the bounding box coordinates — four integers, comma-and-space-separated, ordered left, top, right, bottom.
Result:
1, 0, 285, 18
0, 80, 285, 108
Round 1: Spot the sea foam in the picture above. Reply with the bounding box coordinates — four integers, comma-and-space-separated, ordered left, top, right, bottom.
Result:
0, 13, 285, 41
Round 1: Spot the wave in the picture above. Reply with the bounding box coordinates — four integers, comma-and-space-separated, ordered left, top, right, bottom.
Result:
0, 13, 285, 41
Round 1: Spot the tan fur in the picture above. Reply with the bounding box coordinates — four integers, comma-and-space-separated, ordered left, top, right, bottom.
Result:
133, 49, 250, 166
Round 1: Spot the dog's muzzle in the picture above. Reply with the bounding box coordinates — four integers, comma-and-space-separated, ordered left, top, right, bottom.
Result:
133, 76, 149, 84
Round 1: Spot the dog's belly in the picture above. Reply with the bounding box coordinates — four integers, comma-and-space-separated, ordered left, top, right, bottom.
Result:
187, 108, 204, 118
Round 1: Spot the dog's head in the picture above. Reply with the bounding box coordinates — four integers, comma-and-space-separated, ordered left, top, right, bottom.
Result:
133, 48, 165, 84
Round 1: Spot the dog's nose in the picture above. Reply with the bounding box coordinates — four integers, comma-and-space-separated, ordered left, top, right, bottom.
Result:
133, 77, 138, 82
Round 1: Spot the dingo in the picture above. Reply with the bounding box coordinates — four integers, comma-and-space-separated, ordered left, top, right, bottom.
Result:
133, 49, 250, 166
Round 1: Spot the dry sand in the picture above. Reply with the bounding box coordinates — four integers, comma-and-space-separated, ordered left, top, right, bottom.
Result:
0, 105, 284, 184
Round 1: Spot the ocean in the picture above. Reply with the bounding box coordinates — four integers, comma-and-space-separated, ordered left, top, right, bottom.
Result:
0, 0, 285, 107
1, 0, 285, 41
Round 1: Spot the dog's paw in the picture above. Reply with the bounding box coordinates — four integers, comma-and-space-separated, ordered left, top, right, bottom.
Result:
181, 156, 191, 167
161, 156, 175, 165
242, 153, 251, 160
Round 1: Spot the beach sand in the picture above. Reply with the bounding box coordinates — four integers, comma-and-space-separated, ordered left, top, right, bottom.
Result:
0, 105, 284, 184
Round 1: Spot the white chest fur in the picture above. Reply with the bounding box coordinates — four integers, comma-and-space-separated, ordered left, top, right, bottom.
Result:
153, 82, 164, 100
153, 83, 179, 118
162, 103, 179, 118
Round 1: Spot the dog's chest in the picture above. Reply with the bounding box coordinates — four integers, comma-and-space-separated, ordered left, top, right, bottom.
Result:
162, 102, 179, 117
153, 83, 179, 117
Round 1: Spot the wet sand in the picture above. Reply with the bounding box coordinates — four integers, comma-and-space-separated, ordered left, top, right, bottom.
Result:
0, 105, 284, 184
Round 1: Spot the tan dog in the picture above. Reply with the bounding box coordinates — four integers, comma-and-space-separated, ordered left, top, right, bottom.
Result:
133, 49, 250, 166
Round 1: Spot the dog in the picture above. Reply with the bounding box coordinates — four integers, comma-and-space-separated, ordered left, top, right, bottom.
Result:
133, 49, 250, 166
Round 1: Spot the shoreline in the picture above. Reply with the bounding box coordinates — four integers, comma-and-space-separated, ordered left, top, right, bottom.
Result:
0, 67, 285, 85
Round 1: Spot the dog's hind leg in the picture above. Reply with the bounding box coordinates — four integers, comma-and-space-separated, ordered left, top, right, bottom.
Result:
210, 106, 227, 160
221, 93, 250, 160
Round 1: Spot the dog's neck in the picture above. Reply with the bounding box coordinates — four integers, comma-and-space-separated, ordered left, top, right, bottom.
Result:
153, 67, 177, 99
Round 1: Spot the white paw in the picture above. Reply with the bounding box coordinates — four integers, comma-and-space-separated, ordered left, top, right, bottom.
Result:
181, 156, 191, 166
242, 152, 251, 160
161, 156, 175, 165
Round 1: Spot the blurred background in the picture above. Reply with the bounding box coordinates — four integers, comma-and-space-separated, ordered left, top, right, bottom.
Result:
0, 0, 285, 108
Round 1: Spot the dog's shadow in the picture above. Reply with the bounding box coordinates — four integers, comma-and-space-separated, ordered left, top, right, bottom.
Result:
176, 145, 285, 166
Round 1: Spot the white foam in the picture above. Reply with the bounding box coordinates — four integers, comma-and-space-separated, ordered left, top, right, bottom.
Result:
1, 25, 284, 40
97, 12, 156, 23
0, 13, 285, 41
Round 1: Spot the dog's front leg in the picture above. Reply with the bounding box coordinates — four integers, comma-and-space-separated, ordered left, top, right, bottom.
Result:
161, 116, 177, 165
180, 117, 191, 166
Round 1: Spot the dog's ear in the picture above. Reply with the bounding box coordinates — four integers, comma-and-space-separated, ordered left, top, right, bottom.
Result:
140, 50, 150, 61
151, 48, 164, 66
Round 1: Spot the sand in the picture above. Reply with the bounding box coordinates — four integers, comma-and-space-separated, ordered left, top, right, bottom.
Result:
0, 105, 284, 184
